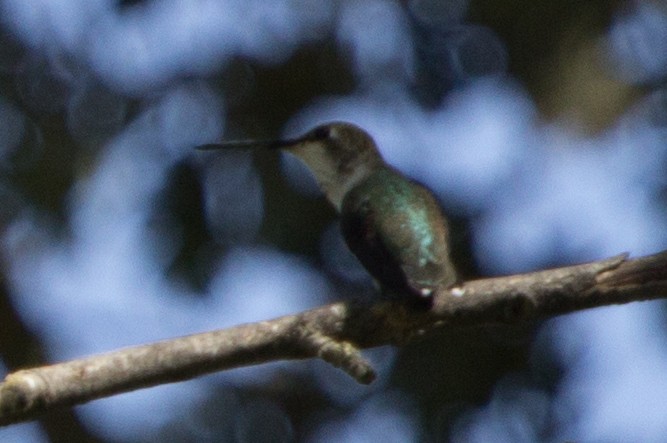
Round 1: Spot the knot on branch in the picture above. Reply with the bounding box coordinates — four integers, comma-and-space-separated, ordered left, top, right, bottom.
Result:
0, 371, 48, 423
296, 323, 376, 384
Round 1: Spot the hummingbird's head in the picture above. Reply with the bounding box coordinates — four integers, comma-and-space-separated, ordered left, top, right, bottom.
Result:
281, 122, 385, 210
195, 122, 385, 211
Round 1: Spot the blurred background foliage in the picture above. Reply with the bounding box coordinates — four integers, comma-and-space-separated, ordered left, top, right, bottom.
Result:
1, 0, 667, 441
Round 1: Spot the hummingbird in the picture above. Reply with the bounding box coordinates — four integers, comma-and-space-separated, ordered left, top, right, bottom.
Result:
197, 122, 457, 300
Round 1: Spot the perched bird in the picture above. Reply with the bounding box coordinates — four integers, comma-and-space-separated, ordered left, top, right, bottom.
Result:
197, 122, 457, 300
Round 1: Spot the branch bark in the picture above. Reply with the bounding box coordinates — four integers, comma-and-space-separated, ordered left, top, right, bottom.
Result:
2, 250, 667, 426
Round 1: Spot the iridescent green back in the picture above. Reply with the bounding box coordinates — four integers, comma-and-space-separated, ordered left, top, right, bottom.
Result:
341, 167, 457, 298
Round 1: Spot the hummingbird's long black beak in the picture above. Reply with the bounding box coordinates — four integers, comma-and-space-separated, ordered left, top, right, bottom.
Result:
195, 138, 302, 151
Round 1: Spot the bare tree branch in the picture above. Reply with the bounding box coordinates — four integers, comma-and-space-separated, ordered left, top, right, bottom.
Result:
2, 250, 667, 426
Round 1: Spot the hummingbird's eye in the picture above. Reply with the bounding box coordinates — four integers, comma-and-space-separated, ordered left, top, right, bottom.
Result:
312, 126, 331, 139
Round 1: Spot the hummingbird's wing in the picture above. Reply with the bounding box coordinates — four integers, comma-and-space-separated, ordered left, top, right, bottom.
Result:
341, 194, 412, 297
341, 169, 456, 299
